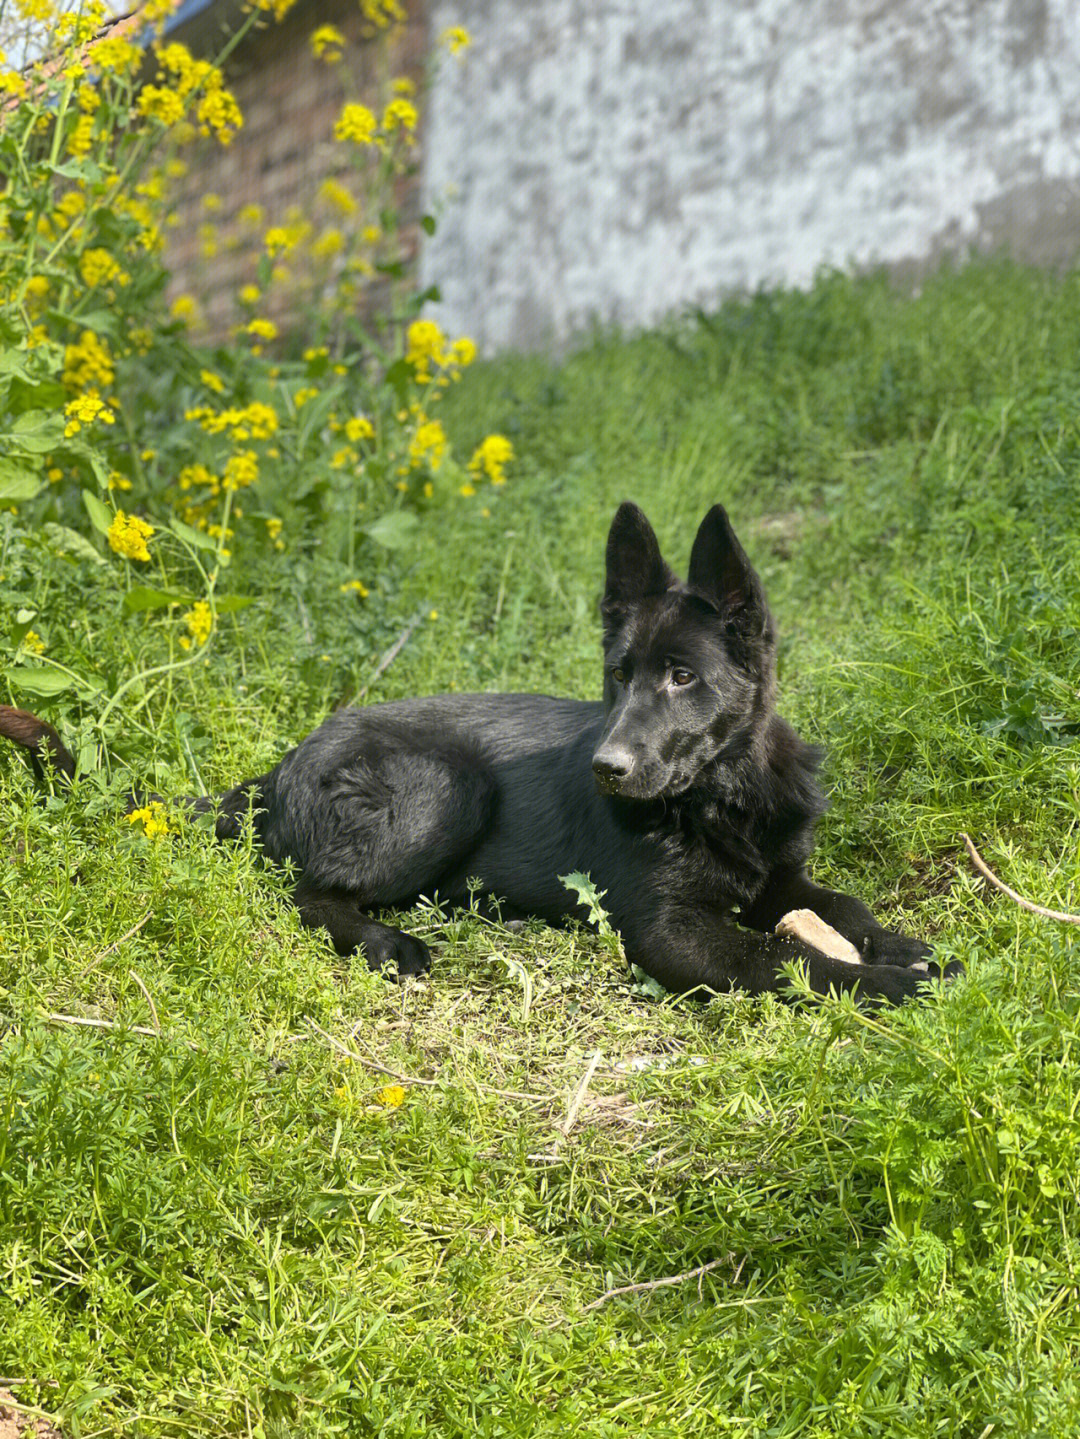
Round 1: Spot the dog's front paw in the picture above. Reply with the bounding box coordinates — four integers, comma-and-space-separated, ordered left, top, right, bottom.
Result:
357, 921, 431, 980
861, 928, 934, 969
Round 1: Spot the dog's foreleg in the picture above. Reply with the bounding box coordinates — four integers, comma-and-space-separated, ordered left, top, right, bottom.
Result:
626, 907, 954, 1005
741, 865, 938, 970
293, 882, 431, 979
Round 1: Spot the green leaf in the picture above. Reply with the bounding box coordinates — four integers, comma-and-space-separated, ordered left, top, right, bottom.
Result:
0, 458, 43, 502
10, 410, 64, 454
7, 666, 78, 697
420, 214, 437, 237
169, 517, 218, 552
214, 594, 255, 614
122, 586, 190, 615
82, 489, 113, 536
43, 523, 106, 566
51, 158, 104, 183
362, 511, 419, 550
297, 384, 342, 452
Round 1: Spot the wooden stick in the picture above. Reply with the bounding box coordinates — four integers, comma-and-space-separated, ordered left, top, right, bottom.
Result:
961, 833, 1080, 925
353, 604, 428, 705
582, 1257, 727, 1312
128, 969, 161, 1033
561, 1049, 603, 1135
305, 1019, 549, 1103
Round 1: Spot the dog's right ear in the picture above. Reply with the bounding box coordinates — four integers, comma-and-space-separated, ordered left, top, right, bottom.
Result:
602, 503, 676, 619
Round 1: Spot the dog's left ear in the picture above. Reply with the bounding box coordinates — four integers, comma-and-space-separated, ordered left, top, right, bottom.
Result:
687, 505, 770, 636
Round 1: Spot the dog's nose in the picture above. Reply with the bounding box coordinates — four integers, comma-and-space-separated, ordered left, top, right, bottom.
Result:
592, 749, 634, 785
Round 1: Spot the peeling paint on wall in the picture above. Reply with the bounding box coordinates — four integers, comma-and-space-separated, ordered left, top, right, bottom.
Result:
422, 0, 1080, 351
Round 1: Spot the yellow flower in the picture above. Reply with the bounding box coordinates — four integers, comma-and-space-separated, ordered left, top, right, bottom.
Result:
340, 579, 369, 596
223, 451, 259, 489
441, 25, 470, 54
79, 248, 129, 289
67, 114, 95, 157
63, 331, 114, 390
391, 76, 416, 97
181, 600, 213, 647
170, 294, 198, 323
317, 177, 357, 216
459, 483, 476, 497
451, 336, 477, 367
469, 434, 515, 486
376, 1084, 406, 1107
64, 392, 116, 437
310, 24, 345, 62
344, 416, 374, 442
238, 203, 264, 227
238, 283, 261, 306
107, 511, 154, 563
197, 87, 243, 144
382, 98, 418, 139
21, 630, 45, 655
334, 103, 377, 146
126, 801, 170, 839
138, 84, 185, 127
294, 387, 318, 406
265, 517, 283, 540
406, 319, 447, 376
311, 228, 344, 259
263, 226, 291, 257
200, 369, 225, 394
245, 318, 278, 342
92, 36, 142, 74
408, 418, 447, 472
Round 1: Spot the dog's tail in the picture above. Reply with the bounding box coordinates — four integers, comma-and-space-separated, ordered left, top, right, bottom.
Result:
1, 702, 269, 840
0, 704, 77, 782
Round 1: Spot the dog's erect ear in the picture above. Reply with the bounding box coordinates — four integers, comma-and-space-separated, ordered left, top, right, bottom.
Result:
602, 502, 676, 609
687, 505, 770, 634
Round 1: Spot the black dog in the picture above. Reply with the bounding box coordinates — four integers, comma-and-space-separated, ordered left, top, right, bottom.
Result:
1, 503, 955, 1004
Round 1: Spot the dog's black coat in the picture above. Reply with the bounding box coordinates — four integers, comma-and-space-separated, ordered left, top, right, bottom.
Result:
203, 502, 948, 1004
1, 503, 952, 1003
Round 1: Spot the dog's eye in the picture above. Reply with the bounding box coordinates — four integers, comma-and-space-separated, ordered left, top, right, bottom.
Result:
612, 667, 626, 683
671, 668, 696, 687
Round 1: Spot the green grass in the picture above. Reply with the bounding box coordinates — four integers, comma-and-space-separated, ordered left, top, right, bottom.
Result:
4, 257, 1080, 1436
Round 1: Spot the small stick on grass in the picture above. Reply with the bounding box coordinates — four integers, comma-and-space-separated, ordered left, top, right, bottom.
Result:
128, 969, 161, 1033
306, 1019, 549, 1103
351, 603, 429, 706
961, 833, 1080, 924
561, 1049, 603, 1135
582, 1257, 727, 1312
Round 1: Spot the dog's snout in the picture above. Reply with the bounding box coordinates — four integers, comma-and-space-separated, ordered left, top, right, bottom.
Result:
592, 748, 634, 786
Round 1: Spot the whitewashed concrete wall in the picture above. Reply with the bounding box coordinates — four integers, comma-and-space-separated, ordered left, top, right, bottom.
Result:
421, 0, 1080, 351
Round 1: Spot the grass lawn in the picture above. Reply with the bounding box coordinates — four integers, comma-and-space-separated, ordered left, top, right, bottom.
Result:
3, 259, 1080, 1437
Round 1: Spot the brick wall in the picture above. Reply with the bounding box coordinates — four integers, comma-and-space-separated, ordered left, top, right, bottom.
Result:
163, 0, 428, 343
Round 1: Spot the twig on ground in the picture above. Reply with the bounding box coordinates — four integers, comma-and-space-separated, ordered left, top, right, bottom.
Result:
77, 910, 152, 977
961, 833, 1080, 924
305, 1019, 549, 1103
42, 1013, 162, 1038
0, 1011, 199, 1050
561, 1049, 603, 1135
352, 604, 428, 705
128, 969, 161, 1033
581, 1257, 728, 1312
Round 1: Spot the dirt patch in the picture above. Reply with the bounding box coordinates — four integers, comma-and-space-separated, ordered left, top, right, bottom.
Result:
0, 1390, 62, 1439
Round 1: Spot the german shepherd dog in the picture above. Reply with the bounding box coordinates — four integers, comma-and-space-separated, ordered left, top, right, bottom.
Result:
1, 503, 956, 1004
